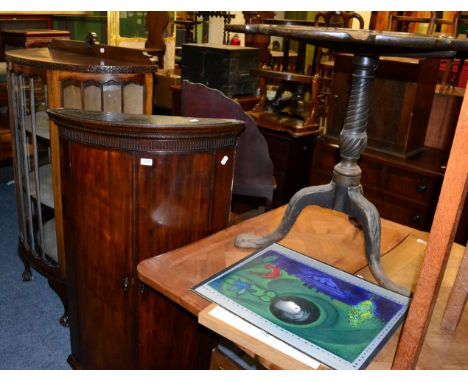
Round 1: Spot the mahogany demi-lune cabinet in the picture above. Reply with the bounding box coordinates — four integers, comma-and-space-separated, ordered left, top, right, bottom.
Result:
6, 39, 157, 325
48, 109, 245, 369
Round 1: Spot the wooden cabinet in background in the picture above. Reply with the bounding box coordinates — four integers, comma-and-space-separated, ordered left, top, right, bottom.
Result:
257, 125, 316, 206
1, 29, 70, 57
181, 43, 259, 98
0, 30, 70, 163
328, 54, 439, 158
50, 109, 244, 369
310, 136, 467, 245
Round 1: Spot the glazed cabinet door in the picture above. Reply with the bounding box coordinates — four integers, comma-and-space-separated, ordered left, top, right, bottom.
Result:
8, 70, 58, 266
60, 140, 135, 369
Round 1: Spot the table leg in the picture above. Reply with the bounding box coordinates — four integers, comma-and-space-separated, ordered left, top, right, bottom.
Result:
234, 183, 335, 248
347, 188, 410, 296
235, 54, 408, 295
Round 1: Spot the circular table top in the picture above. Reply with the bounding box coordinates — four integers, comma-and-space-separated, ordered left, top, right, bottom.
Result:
226, 24, 468, 58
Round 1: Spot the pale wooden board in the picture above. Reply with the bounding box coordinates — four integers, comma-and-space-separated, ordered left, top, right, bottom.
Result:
199, 304, 326, 370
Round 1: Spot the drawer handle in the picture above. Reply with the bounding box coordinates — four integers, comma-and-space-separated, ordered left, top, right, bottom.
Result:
410, 215, 422, 224
417, 184, 428, 193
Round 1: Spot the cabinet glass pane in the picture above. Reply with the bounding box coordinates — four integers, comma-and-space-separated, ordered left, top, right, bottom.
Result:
103, 83, 122, 112
123, 83, 144, 114
10, 72, 54, 262
84, 84, 102, 111
62, 82, 82, 109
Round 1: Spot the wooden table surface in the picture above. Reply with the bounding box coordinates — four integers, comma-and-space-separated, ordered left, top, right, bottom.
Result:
137, 205, 426, 317
137, 205, 467, 369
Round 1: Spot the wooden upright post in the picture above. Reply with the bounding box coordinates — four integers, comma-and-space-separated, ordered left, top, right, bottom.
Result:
392, 91, 468, 369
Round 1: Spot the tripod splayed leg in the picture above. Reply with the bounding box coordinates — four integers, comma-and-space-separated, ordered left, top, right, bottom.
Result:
235, 55, 410, 296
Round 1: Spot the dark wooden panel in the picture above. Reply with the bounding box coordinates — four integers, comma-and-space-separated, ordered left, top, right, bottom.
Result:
62, 142, 134, 369
136, 152, 213, 261
258, 126, 315, 206
360, 157, 384, 189
181, 43, 259, 97
137, 286, 217, 369
364, 188, 434, 231
211, 148, 236, 233
384, 165, 441, 204
328, 54, 439, 158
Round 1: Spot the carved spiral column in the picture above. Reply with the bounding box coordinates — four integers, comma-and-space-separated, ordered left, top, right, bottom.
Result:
333, 55, 378, 187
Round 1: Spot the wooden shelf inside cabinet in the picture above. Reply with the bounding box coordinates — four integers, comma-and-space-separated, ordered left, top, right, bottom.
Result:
249, 68, 323, 137
25, 111, 50, 140
29, 163, 53, 209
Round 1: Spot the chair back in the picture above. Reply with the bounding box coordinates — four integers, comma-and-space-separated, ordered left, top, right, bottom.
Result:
180, 80, 275, 205
313, 11, 364, 29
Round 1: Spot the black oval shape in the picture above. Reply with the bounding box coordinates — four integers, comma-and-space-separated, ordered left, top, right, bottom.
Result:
270, 296, 320, 325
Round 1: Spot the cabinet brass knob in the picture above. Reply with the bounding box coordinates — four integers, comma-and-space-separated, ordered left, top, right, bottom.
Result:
122, 276, 129, 292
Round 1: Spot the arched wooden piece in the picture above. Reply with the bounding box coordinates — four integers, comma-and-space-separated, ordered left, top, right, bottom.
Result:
181, 80, 275, 205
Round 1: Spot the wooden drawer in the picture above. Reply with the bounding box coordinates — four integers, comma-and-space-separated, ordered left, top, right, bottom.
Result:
383, 165, 441, 205
209, 345, 264, 370
310, 138, 442, 232
364, 188, 434, 231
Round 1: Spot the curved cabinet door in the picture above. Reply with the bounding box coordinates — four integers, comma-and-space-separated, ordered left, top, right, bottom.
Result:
61, 142, 135, 369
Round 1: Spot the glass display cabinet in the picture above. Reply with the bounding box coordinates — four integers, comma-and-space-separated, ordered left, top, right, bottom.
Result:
6, 38, 157, 325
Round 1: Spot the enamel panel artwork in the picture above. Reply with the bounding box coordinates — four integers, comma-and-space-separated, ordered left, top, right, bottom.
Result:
194, 243, 410, 369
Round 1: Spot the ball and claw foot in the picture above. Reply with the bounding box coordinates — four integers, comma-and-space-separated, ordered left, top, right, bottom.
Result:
22, 267, 33, 282
59, 314, 70, 327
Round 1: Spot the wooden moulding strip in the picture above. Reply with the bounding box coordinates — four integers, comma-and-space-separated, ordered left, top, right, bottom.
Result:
47, 69, 66, 277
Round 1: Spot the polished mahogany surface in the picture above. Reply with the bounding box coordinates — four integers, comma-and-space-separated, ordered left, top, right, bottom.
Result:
48, 108, 244, 133
51, 109, 244, 369
6, 39, 158, 73
226, 25, 468, 58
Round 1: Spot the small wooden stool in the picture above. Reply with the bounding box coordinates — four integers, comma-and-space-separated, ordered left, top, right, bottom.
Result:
441, 242, 468, 331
